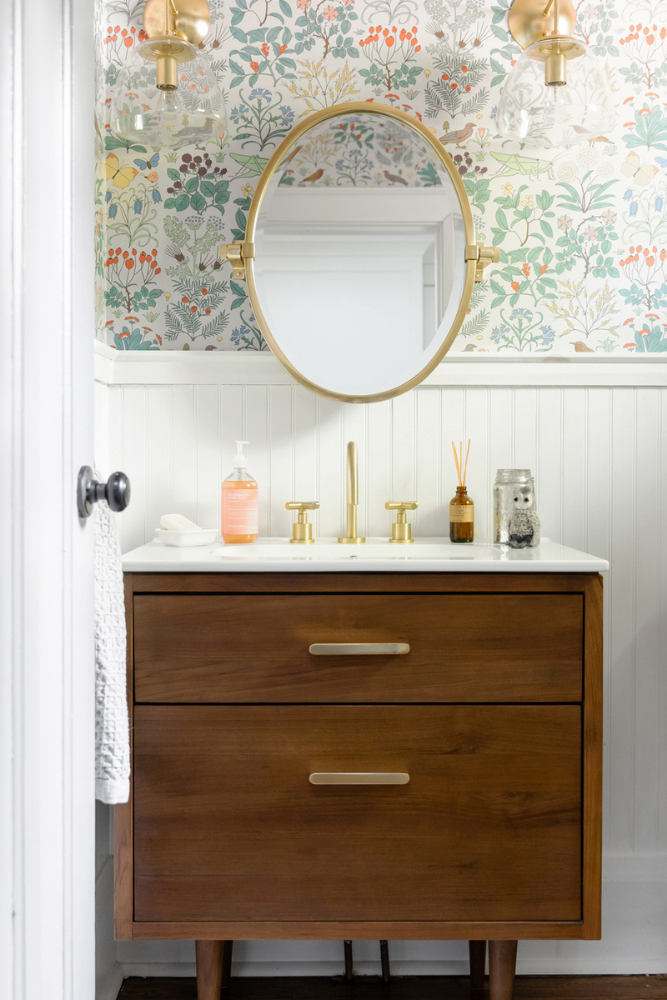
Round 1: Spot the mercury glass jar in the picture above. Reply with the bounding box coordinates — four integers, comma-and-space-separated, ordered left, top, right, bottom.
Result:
494, 469, 535, 544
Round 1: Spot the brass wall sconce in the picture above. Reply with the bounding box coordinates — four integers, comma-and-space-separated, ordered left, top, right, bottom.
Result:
497, 0, 615, 145
109, 0, 226, 149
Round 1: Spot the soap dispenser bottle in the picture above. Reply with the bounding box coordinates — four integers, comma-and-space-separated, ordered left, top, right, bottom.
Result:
222, 440, 258, 544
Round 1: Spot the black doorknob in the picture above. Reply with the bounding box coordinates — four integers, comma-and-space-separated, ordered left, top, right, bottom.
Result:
77, 466, 131, 519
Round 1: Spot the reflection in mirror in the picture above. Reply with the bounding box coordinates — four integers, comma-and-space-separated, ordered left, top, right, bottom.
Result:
252, 112, 468, 400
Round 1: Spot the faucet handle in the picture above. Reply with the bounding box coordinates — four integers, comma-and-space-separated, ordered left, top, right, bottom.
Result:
286, 501, 319, 544
385, 501, 418, 544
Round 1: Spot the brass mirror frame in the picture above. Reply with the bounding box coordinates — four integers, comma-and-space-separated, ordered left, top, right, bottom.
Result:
225, 103, 486, 404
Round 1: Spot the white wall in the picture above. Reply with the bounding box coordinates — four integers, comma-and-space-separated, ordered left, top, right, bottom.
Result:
94, 348, 667, 981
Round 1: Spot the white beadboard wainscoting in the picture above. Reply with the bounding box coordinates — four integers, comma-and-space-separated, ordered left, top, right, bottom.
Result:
94, 345, 667, 982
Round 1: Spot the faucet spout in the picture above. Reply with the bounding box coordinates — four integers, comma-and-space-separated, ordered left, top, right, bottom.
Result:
338, 441, 365, 544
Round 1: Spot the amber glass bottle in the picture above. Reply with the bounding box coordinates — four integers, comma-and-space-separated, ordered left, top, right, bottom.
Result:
449, 485, 474, 543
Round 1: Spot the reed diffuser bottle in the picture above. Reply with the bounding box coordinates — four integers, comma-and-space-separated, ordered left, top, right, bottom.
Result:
450, 439, 474, 543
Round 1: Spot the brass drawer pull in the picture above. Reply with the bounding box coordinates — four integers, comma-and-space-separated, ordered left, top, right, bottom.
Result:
309, 643, 410, 656
309, 772, 410, 785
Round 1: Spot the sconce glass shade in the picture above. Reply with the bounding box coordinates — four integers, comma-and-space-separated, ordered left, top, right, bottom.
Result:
497, 38, 615, 146
110, 39, 227, 150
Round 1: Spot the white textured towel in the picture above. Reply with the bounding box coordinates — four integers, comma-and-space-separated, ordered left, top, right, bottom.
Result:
94, 499, 130, 804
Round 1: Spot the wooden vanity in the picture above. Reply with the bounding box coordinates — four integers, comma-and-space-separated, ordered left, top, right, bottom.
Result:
116, 568, 603, 1000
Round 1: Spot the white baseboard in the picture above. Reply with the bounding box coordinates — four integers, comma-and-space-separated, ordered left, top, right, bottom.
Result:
97, 857, 124, 1000
96, 964, 124, 1000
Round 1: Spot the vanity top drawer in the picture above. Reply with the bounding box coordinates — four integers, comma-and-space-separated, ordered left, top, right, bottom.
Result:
133, 592, 583, 703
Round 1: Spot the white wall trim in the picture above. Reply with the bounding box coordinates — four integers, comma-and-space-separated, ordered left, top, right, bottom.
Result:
1, 2, 96, 999
94, 340, 667, 389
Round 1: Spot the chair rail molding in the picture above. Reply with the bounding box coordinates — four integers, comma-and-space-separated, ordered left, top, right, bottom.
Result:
94, 340, 667, 389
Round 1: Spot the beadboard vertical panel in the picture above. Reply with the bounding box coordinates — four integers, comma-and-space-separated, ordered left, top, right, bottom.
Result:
608, 388, 637, 854
584, 388, 613, 847
145, 387, 172, 540
293, 387, 318, 533
633, 389, 661, 854
120, 386, 148, 554
268, 386, 294, 539
366, 399, 393, 539
561, 388, 588, 553
415, 388, 441, 538
316, 397, 343, 540
171, 385, 197, 525
536, 388, 563, 543
103, 378, 667, 973
194, 386, 220, 532
464, 389, 490, 539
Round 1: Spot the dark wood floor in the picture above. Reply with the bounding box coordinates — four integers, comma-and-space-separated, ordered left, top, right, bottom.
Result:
118, 975, 667, 999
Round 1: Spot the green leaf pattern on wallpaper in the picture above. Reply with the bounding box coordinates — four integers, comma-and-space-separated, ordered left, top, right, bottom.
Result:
94, 0, 667, 353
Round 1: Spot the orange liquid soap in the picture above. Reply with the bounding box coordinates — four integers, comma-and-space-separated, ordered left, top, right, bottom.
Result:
221, 441, 258, 544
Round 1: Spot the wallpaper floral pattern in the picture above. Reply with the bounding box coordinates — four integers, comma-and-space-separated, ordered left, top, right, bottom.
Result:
95, 0, 667, 353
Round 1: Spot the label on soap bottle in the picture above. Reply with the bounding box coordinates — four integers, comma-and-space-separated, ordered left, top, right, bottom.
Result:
223, 489, 259, 534
449, 504, 474, 523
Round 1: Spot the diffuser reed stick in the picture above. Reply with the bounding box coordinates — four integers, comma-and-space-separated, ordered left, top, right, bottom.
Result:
449, 439, 473, 543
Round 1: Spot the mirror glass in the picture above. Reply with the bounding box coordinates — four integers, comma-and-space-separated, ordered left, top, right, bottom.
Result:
249, 109, 472, 402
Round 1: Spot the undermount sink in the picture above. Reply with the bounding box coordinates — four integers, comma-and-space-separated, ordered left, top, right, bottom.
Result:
121, 536, 609, 573
218, 539, 500, 561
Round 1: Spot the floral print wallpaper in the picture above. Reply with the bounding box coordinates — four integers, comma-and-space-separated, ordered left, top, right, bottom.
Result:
95, 0, 667, 353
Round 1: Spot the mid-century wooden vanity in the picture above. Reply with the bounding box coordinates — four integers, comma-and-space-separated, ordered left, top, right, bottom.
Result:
116, 564, 603, 1000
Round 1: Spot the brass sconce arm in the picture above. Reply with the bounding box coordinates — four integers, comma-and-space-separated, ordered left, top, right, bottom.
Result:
219, 243, 255, 280
465, 243, 501, 283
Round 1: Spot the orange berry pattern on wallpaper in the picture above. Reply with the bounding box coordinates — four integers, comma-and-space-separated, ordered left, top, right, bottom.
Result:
95, 0, 667, 354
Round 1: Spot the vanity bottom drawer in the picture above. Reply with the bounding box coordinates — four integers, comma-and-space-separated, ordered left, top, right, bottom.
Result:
133, 705, 582, 924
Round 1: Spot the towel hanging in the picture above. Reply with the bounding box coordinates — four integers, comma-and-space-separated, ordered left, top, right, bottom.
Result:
94, 497, 130, 804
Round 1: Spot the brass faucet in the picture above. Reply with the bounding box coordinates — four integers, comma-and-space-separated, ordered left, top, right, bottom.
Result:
338, 442, 365, 544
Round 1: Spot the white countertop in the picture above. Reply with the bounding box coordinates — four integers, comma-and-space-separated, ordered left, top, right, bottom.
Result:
122, 537, 609, 573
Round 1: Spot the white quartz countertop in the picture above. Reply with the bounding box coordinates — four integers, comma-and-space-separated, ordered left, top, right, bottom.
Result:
122, 537, 609, 573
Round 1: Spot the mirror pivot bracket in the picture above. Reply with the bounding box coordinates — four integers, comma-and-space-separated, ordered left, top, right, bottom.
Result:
466, 243, 501, 282
219, 242, 255, 280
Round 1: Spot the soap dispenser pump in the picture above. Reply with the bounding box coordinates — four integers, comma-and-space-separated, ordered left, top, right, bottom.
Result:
222, 440, 258, 544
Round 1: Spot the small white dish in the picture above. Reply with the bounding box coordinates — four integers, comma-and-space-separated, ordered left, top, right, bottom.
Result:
155, 527, 218, 547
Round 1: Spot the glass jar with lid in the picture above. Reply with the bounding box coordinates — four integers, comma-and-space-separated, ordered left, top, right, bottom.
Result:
494, 469, 535, 544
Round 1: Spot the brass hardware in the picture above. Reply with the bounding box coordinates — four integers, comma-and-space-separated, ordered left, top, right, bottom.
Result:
140, 0, 210, 88
285, 500, 319, 544
385, 500, 418, 544
507, 0, 576, 49
242, 103, 481, 404
219, 243, 255, 280
507, 0, 584, 88
338, 442, 365, 544
465, 243, 501, 283
309, 643, 410, 655
309, 772, 410, 785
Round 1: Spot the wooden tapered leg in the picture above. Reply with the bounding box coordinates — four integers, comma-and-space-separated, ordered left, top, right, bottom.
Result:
489, 940, 518, 1000
468, 940, 487, 989
221, 940, 234, 990
196, 940, 224, 1000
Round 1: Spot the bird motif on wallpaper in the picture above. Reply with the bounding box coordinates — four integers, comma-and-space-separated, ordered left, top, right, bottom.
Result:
383, 170, 408, 186
300, 168, 324, 184
571, 341, 595, 353
438, 122, 474, 146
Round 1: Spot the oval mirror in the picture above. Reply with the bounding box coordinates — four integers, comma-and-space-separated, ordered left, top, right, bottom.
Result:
228, 104, 497, 403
